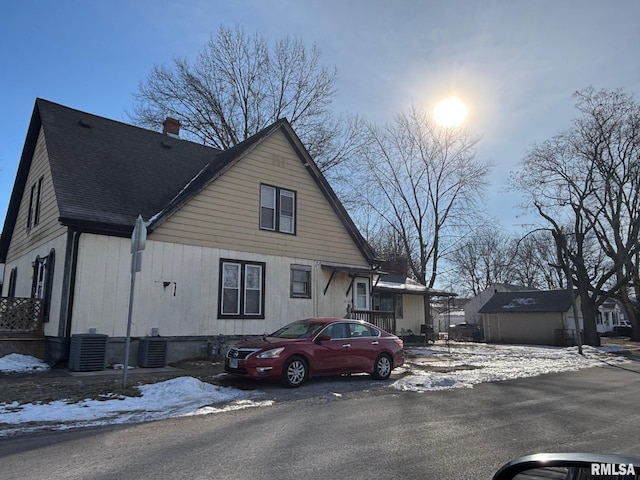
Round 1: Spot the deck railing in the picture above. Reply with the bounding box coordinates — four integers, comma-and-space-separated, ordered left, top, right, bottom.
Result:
347, 307, 396, 334
0, 297, 44, 335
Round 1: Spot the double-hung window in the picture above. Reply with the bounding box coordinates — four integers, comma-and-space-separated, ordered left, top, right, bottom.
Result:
260, 184, 296, 234
219, 259, 265, 319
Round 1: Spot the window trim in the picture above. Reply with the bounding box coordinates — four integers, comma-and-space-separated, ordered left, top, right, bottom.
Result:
290, 264, 312, 299
259, 183, 297, 235
218, 259, 266, 319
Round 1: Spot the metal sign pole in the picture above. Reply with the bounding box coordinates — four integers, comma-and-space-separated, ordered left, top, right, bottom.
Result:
123, 215, 146, 388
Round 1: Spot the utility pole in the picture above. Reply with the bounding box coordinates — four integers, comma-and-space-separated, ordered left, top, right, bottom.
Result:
123, 215, 146, 388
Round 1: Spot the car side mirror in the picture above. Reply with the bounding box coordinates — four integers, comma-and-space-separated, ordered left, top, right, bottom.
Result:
315, 334, 331, 343
493, 453, 640, 480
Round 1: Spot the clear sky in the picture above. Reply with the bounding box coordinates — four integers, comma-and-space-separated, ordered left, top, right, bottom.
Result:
1, 0, 639, 231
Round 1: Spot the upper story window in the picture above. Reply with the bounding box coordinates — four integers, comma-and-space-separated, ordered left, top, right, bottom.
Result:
27, 176, 44, 229
260, 184, 296, 234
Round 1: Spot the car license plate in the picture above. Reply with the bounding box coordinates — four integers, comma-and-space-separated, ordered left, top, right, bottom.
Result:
229, 358, 238, 369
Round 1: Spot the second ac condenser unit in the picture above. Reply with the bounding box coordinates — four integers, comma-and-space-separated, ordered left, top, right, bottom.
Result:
138, 337, 168, 368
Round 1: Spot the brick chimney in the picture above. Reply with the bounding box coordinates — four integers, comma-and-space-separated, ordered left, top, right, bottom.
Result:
162, 117, 181, 137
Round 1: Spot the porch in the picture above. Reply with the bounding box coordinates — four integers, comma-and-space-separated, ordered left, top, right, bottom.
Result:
0, 297, 45, 358
347, 306, 396, 334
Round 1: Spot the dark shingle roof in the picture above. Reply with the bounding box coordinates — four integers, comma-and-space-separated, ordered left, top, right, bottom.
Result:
1, 99, 377, 263
38, 99, 220, 232
478, 290, 577, 314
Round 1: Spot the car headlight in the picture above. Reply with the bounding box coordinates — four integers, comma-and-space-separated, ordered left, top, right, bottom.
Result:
256, 347, 285, 359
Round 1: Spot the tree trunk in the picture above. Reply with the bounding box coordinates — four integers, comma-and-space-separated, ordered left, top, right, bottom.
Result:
577, 284, 600, 347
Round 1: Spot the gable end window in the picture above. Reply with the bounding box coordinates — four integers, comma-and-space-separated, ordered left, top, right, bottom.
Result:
259, 184, 296, 234
218, 259, 266, 319
27, 176, 44, 229
290, 265, 311, 298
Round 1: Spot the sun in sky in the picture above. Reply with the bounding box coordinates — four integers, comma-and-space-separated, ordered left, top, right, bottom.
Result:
433, 97, 468, 127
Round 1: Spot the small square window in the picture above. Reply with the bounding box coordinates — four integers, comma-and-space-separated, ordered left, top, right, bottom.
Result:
290, 265, 311, 298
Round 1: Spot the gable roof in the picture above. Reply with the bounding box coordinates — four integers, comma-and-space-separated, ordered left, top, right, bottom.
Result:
478, 290, 577, 314
0, 99, 376, 263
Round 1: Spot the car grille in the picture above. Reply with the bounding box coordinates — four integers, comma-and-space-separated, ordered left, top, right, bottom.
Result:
226, 347, 260, 360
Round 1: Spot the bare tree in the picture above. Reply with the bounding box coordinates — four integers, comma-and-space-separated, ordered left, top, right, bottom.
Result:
444, 227, 562, 296
511, 230, 564, 290
446, 226, 515, 296
349, 106, 489, 290
132, 25, 355, 171
513, 87, 640, 344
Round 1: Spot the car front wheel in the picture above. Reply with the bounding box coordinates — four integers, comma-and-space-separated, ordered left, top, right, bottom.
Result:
282, 356, 307, 388
372, 353, 392, 380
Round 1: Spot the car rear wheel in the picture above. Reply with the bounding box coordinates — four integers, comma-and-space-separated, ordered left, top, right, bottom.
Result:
372, 353, 392, 380
282, 356, 307, 388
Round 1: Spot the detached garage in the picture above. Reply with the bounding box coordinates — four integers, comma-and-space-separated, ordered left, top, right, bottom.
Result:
480, 290, 583, 346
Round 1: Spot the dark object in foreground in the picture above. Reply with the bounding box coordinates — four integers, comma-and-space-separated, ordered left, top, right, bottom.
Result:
493, 453, 640, 480
225, 317, 404, 387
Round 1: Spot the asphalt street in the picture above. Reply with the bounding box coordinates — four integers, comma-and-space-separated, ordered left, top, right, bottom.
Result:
2, 361, 640, 480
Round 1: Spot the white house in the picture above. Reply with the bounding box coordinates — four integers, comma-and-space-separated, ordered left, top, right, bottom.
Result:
0, 99, 381, 365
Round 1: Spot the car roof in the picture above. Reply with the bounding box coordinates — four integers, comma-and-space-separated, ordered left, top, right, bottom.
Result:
298, 317, 377, 326
301, 317, 357, 323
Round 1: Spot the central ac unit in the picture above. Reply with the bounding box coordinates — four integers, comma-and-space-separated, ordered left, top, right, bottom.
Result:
138, 337, 168, 368
69, 334, 108, 372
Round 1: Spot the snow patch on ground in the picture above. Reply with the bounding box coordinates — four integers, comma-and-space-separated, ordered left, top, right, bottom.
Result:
393, 343, 629, 392
0, 353, 49, 373
0, 343, 631, 436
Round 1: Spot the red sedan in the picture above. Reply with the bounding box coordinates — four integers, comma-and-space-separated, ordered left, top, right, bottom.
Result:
224, 317, 404, 387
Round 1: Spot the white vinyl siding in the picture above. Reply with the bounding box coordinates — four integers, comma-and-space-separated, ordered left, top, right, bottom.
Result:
71, 235, 360, 338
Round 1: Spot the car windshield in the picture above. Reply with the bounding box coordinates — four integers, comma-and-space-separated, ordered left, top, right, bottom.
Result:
269, 321, 325, 339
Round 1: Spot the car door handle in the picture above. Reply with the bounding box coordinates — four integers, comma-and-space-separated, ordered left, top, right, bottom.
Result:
371, 341, 379, 345
342, 343, 351, 348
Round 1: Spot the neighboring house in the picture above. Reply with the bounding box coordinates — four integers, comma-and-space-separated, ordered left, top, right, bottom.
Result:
464, 283, 538, 325
0, 99, 380, 365
372, 271, 455, 336
479, 290, 583, 346
597, 299, 629, 334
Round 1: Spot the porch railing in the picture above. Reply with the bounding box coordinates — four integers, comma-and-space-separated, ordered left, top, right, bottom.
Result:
0, 297, 44, 335
347, 307, 396, 334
